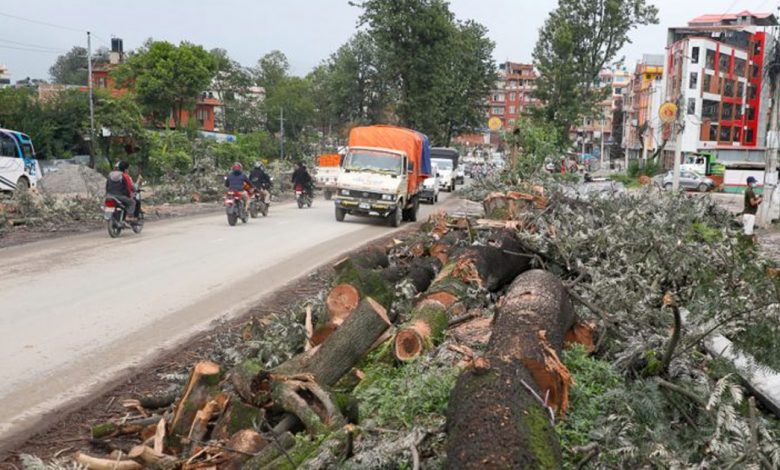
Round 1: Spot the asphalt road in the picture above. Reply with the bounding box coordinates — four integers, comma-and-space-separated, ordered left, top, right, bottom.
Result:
0, 191, 460, 446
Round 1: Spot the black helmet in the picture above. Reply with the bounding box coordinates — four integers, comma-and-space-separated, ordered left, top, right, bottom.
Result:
116, 161, 129, 172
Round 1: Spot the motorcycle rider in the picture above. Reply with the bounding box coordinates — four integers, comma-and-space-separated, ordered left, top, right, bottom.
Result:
224, 162, 253, 213
249, 161, 272, 204
291, 161, 313, 198
106, 160, 137, 221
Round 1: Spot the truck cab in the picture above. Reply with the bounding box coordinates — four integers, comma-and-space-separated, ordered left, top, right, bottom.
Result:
334, 146, 416, 227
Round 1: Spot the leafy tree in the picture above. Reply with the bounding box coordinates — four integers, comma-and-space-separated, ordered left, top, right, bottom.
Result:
49, 46, 108, 85
263, 76, 315, 145
254, 50, 290, 91
210, 48, 262, 133
113, 40, 217, 128
533, 0, 658, 142
92, 91, 145, 166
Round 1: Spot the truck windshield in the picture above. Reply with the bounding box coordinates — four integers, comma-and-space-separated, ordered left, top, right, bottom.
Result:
345, 151, 402, 175
432, 158, 453, 170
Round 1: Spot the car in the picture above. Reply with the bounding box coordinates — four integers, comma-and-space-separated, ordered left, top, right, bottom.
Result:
661, 170, 715, 192
420, 163, 440, 204
431, 157, 456, 191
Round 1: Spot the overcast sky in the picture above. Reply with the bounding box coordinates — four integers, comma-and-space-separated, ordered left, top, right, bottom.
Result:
1, 0, 778, 82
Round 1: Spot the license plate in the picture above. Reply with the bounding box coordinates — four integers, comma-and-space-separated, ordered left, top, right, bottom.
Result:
359, 203, 370, 210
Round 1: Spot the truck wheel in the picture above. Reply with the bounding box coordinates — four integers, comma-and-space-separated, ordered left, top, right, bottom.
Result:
335, 206, 346, 222
324, 190, 332, 200
409, 198, 419, 222
389, 208, 402, 227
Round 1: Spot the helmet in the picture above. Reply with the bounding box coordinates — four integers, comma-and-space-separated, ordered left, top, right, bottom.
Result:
232, 162, 243, 171
254, 161, 263, 169
116, 161, 129, 172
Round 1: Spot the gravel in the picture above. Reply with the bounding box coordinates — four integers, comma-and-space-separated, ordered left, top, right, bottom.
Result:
38, 164, 106, 196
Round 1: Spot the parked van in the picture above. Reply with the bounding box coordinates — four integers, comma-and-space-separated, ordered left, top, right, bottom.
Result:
0, 128, 41, 192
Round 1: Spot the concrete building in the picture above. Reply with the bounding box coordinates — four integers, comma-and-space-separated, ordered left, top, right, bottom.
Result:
661, 10, 779, 176
487, 61, 539, 131
0, 64, 10, 88
624, 54, 665, 161
572, 67, 630, 161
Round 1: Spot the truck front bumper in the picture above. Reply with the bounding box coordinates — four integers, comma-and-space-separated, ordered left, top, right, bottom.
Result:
334, 197, 397, 217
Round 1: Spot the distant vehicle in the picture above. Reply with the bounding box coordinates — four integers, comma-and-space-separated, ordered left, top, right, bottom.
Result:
315, 153, 342, 200
431, 147, 460, 186
421, 163, 440, 204
455, 165, 465, 184
334, 125, 432, 226
432, 158, 456, 192
104, 187, 144, 238
0, 128, 42, 192
661, 170, 715, 192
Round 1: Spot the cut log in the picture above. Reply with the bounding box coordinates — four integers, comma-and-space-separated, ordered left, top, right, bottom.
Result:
326, 284, 360, 325
565, 321, 596, 354
483, 191, 546, 221
127, 445, 178, 470
137, 388, 180, 410
212, 397, 265, 440
91, 415, 162, 440
351, 248, 390, 269
243, 431, 296, 469
187, 392, 229, 450
332, 258, 393, 310
272, 297, 392, 387
73, 452, 142, 470
169, 361, 221, 445
220, 429, 267, 470
394, 299, 449, 362
297, 426, 355, 470
271, 378, 345, 437
445, 269, 574, 469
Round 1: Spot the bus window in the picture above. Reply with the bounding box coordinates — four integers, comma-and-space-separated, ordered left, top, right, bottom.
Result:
0, 134, 17, 157
21, 143, 34, 158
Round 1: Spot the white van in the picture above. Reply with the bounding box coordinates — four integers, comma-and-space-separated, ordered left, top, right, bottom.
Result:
0, 128, 41, 191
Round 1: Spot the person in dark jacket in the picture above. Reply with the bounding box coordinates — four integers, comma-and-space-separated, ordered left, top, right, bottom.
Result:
105, 160, 136, 220
249, 161, 272, 204
291, 162, 313, 197
225, 162, 253, 210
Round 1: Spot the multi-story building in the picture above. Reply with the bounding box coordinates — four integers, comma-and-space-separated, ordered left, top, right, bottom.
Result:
662, 10, 778, 173
572, 67, 630, 160
487, 61, 539, 131
624, 54, 665, 161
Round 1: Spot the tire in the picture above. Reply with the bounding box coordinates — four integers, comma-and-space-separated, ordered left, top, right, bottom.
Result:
698, 183, 709, 193
261, 202, 268, 217
107, 212, 122, 238
389, 207, 402, 227
452, 181, 457, 192
335, 206, 346, 222
307, 198, 312, 208
13, 177, 29, 198
324, 190, 332, 201
409, 199, 419, 222
131, 214, 144, 234
249, 201, 258, 218
227, 211, 238, 226
297, 198, 304, 209
434, 193, 439, 203
664, 183, 673, 190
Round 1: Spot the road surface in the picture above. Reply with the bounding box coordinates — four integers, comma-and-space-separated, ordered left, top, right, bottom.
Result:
0, 192, 459, 447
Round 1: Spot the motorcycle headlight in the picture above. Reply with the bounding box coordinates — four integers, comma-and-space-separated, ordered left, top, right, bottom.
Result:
381, 194, 394, 201
340, 189, 350, 196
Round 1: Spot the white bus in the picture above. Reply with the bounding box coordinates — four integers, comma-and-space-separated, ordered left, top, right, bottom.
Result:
0, 128, 41, 192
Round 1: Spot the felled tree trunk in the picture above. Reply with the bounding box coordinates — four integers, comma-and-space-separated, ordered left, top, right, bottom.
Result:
187, 392, 229, 451
243, 431, 296, 469
332, 258, 393, 310
394, 299, 449, 362
326, 284, 361, 325
168, 361, 221, 446
483, 191, 546, 220
220, 429, 267, 470
73, 453, 142, 470
446, 270, 574, 469
127, 445, 178, 470
212, 397, 265, 440
91, 416, 161, 440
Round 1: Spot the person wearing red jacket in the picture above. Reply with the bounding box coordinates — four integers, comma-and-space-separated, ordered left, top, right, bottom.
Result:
106, 160, 137, 220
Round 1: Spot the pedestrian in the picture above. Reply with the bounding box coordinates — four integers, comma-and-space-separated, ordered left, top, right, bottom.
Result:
743, 176, 763, 240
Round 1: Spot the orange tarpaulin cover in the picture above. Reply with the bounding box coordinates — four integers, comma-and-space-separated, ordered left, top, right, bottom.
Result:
318, 154, 341, 167
347, 125, 425, 192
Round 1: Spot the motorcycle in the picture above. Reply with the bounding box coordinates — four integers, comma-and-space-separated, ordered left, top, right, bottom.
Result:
295, 183, 312, 209
249, 186, 270, 218
104, 189, 144, 238
224, 190, 249, 226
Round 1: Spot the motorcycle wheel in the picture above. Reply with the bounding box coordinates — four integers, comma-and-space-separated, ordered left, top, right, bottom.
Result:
297, 198, 304, 209
249, 201, 258, 218
261, 202, 268, 217
306, 198, 312, 208
227, 212, 238, 226
107, 213, 122, 238
131, 215, 144, 234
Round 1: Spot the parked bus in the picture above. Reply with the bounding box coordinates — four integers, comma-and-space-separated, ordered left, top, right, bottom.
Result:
0, 128, 41, 192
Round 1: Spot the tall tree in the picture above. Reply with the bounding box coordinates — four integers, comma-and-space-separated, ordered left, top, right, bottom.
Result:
49, 46, 108, 85
263, 76, 315, 143
113, 40, 217, 128
254, 50, 290, 91
533, 0, 658, 141
210, 48, 261, 132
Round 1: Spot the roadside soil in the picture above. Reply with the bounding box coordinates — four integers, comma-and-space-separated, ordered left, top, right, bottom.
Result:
0, 224, 419, 467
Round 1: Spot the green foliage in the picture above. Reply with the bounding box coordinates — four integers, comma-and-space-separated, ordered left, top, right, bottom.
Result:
505, 118, 563, 179
357, 0, 496, 145
49, 46, 108, 85
210, 48, 262, 133
263, 76, 315, 142
113, 39, 217, 127
354, 356, 458, 428
627, 159, 662, 178
533, 0, 659, 141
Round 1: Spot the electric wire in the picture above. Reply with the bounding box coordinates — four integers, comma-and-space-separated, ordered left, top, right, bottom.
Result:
0, 11, 86, 33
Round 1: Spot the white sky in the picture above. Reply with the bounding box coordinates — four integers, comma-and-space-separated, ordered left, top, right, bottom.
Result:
0, 0, 777, 82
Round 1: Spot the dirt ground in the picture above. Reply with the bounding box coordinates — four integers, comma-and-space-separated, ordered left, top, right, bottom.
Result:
0, 226, 418, 468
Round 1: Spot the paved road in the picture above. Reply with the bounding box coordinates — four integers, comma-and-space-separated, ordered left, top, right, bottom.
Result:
0, 191, 459, 446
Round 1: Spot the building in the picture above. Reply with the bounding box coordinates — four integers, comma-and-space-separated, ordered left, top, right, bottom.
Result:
487, 61, 539, 131
92, 38, 225, 133
0, 64, 10, 88
572, 67, 630, 160
624, 54, 665, 161
661, 10, 778, 173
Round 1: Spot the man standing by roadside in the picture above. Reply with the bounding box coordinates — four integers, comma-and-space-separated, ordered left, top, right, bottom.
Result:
744, 176, 763, 240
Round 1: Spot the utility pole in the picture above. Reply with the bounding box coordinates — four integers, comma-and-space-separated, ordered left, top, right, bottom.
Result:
759, 11, 780, 228
672, 121, 682, 191
87, 31, 96, 169
581, 116, 586, 163
279, 107, 285, 160
600, 118, 605, 169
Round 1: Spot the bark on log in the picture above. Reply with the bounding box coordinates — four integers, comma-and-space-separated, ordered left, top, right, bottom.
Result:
73, 452, 142, 470
220, 429, 267, 470
127, 445, 178, 470
169, 361, 221, 445
349, 248, 390, 269
394, 299, 449, 362
445, 269, 574, 469
212, 397, 265, 440
137, 388, 180, 410
243, 431, 296, 469
91, 416, 162, 440
332, 258, 393, 310
187, 392, 229, 451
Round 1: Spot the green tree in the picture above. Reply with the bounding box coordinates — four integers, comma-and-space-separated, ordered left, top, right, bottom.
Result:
210, 48, 262, 133
92, 92, 145, 167
263, 76, 315, 145
49, 46, 109, 85
113, 40, 217, 128
533, 0, 658, 142
254, 50, 290, 91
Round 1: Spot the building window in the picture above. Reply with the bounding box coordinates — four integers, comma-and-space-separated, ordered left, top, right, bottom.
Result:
706, 49, 716, 69
709, 124, 719, 141
689, 72, 698, 90
747, 106, 756, 121
493, 93, 505, 102
737, 82, 745, 98
509, 92, 516, 101
748, 84, 757, 100
196, 108, 209, 122
718, 54, 730, 74
750, 63, 760, 78
687, 98, 696, 115
720, 125, 731, 142
492, 107, 504, 115
97, 77, 107, 88
691, 47, 700, 64
733, 127, 741, 142
735, 105, 743, 120
509, 105, 516, 114
703, 74, 712, 92
734, 57, 747, 76
724, 79, 735, 97
702, 99, 719, 120
721, 102, 734, 120
746, 128, 755, 143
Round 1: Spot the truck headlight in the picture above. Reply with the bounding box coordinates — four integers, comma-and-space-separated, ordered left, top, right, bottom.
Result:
381, 194, 394, 201
340, 189, 350, 196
